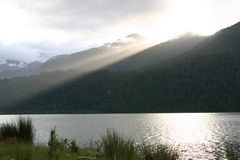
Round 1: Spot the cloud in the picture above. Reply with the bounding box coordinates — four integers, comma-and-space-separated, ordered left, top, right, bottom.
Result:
0, 40, 87, 62
0, 0, 240, 62
16, 0, 163, 31
0, 43, 39, 62
0, 0, 164, 62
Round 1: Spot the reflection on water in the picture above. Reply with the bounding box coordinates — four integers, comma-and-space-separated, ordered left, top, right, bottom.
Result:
143, 113, 211, 143
148, 114, 215, 159
150, 114, 220, 159
1, 113, 240, 159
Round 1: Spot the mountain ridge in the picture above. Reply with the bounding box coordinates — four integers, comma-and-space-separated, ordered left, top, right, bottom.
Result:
0, 33, 204, 79
1, 22, 240, 113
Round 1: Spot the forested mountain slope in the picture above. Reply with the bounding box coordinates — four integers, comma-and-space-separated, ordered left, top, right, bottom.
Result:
1, 22, 240, 113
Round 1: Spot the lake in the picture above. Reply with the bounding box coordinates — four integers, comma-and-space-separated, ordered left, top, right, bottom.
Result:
0, 113, 240, 159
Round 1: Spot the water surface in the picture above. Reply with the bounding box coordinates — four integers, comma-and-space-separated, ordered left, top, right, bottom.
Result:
0, 113, 240, 159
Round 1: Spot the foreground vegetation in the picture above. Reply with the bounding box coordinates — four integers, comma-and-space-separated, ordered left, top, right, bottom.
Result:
0, 117, 238, 160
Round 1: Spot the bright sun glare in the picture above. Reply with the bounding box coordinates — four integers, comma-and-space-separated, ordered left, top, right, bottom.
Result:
148, 0, 218, 43
0, 0, 232, 45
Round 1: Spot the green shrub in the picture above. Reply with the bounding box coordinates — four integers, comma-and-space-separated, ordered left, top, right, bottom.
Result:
140, 142, 179, 160
101, 128, 137, 160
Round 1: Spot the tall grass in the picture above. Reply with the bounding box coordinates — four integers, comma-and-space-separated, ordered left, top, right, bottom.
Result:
47, 128, 80, 160
0, 121, 17, 141
139, 142, 179, 160
17, 117, 35, 143
69, 140, 79, 153
48, 128, 62, 160
101, 128, 137, 160
101, 129, 179, 160
0, 117, 35, 144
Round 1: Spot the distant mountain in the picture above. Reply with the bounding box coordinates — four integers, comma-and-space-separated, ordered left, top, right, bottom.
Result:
1, 22, 240, 113
108, 33, 205, 70
40, 33, 204, 72
0, 33, 204, 79
0, 34, 147, 79
40, 34, 149, 72
0, 60, 42, 79
0, 59, 27, 72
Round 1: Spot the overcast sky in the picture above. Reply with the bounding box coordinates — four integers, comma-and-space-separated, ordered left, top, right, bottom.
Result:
0, 0, 240, 62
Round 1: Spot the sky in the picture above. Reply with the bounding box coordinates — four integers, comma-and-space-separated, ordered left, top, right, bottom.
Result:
0, 0, 240, 62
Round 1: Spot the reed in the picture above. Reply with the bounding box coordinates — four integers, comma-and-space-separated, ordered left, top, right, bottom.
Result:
17, 117, 35, 143
139, 142, 179, 160
101, 128, 137, 160
0, 117, 35, 144
0, 121, 18, 141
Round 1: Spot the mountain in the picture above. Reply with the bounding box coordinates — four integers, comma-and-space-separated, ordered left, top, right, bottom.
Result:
0, 59, 27, 72
40, 33, 204, 72
39, 34, 149, 72
0, 33, 203, 79
0, 34, 205, 111
0, 34, 147, 79
107, 33, 205, 71
1, 22, 240, 113
0, 60, 42, 79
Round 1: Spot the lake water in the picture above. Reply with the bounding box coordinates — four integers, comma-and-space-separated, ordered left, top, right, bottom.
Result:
0, 113, 240, 159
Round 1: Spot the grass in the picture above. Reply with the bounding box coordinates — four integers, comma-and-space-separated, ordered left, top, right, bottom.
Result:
17, 117, 34, 143
101, 128, 137, 160
0, 126, 96, 160
0, 121, 18, 141
0, 125, 179, 160
0, 142, 96, 160
139, 142, 179, 160
100, 129, 179, 160
0, 116, 34, 144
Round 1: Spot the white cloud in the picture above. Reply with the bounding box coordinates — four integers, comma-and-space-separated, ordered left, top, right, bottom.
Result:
0, 0, 240, 62
0, 42, 39, 62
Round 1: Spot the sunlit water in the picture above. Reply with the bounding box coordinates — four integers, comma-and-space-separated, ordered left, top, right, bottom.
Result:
1, 113, 240, 159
